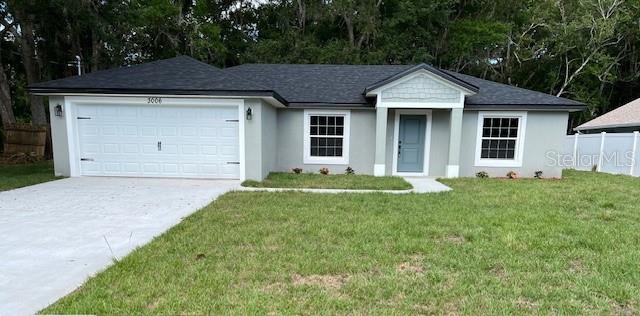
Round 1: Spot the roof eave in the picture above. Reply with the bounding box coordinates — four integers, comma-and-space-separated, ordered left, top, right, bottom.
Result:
28, 87, 289, 106
465, 103, 587, 112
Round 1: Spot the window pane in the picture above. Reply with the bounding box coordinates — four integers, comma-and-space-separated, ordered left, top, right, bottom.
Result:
308, 115, 346, 158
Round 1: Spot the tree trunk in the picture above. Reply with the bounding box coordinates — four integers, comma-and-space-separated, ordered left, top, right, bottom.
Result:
0, 47, 16, 129
12, 3, 47, 126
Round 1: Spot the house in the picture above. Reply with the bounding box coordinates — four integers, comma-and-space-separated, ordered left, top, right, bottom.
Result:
29, 56, 585, 180
575, 98, 640, 134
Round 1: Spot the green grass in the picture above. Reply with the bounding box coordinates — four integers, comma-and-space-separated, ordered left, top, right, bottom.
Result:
242, 172, 413, 190
43, 170, 640, 315
0, 161, 61, 191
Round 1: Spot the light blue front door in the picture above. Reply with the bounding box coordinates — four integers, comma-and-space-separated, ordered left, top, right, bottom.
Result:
397, 115, 426, 173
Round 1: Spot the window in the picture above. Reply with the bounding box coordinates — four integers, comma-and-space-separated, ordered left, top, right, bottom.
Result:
475, 112, 526, 167
304, 110, 350, 164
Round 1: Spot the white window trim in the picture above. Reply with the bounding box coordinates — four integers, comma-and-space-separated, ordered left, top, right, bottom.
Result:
392, 109, 432, 176
474, 111, 527, 168
303, 109, 351, 165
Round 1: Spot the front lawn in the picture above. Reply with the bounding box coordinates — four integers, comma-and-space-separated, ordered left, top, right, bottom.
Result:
0, 160, 60, 191
242, 172, 413, 190
43, 170, 640, 315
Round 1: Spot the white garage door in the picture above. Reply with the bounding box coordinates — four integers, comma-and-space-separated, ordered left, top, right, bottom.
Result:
76, 103, 240, 179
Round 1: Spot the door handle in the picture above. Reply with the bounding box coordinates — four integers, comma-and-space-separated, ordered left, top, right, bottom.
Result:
158, 141, 162, 151
398, 140, 402, 157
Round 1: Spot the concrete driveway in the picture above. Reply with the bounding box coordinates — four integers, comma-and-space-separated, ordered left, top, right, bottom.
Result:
0, 177, 239, 316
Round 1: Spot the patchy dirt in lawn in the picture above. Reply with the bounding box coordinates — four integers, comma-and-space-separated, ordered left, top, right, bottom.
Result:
610, 300, 637, 316
262, 281, 287, 293
569, 259, 586, 273
396, 254, 425, 275
439, 234, 467, 245
516, 297, 539, 310
291, 273, 351, 290
489, 264, 507, 280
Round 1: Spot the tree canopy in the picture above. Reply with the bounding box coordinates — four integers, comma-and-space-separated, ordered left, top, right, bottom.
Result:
1, 0, 639, 130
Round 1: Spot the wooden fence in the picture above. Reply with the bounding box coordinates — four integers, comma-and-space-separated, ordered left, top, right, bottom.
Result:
2, 124, 47, 157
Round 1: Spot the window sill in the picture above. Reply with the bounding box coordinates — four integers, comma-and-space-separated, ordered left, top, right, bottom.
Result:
474, 159, 523, 168
303, 157, 349, 165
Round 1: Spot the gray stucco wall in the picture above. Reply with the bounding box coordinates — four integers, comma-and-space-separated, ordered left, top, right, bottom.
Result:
276, 108, 376, 174
261, 101, 277, 178
49, 96, 71, 177
244, 99, 262, 180
244, 99, 278, 180
428, 110, 451, 177
459, 110, 569, 178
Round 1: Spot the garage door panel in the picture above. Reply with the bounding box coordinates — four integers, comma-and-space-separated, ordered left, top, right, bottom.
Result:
77, 104, 239, 179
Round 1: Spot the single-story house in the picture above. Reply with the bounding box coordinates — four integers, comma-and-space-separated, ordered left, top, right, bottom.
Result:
575, 98, 640, 134
29, 56, 585, 181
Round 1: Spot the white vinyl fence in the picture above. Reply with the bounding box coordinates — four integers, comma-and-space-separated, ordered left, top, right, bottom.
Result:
563, 132, 640, 176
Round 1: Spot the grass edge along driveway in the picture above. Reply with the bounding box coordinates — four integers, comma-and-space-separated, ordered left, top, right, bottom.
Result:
242, 172, 413, 190
43, 170, 640, 315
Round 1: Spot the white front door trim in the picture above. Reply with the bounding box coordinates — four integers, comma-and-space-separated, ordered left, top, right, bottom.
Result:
392, 109, 433, 177
64, 95, 246, 180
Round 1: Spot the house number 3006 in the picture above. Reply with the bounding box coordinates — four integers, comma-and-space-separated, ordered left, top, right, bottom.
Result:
147, 97, 162, 104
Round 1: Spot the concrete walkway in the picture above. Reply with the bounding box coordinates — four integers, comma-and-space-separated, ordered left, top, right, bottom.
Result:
0, 177, 239, 316
240, 177, 451, 194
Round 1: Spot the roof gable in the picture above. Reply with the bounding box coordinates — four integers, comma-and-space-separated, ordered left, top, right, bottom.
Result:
364, 63, 479, 95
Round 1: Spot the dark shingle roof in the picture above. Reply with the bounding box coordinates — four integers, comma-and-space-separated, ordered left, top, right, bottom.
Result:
29, 56, 286, 103
30, 56, 584, 110
441, 70, 584, 108
226, 63, 584, 109
225, 64, 414, 105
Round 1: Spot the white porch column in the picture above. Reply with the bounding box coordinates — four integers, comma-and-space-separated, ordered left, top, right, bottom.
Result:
446, 108, 463, 178
374, 107, 388, 176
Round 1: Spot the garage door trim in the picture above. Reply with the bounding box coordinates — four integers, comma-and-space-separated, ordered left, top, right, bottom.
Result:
63, 95, 246, 180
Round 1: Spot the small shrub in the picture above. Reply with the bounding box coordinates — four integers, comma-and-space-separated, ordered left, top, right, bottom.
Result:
319, 167, 330, 175
591, 165, 598, 172
476, 171, 489, 178
534, 171, 543, 179
345, 166, 355, 175
506, 171, 518, 179
292, 168, 303, 174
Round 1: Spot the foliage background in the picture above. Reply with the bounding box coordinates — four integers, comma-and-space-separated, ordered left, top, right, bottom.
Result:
1, 0, 638, 132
